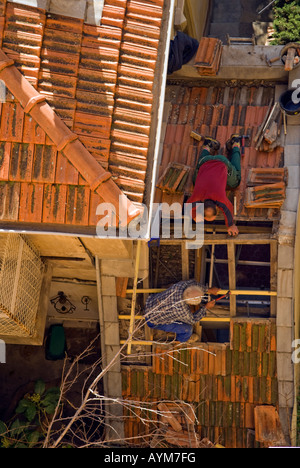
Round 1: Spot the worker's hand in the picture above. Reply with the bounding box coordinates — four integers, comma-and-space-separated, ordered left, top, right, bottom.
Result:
206, 300, 216, 309
227, 224, 239, 237
208, 287, 221, 295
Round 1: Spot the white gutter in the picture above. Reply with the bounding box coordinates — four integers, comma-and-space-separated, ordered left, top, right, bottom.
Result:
146, 0, 176, 241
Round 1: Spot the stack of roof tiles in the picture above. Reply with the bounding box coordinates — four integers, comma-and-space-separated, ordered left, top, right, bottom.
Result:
194, 37, 222, 76
121, 318, 278, 448
155, 84, 284, 221
0, 0, 164, 226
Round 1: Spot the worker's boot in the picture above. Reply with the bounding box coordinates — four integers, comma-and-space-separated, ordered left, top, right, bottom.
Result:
186, 333, 201, 344
202, 137, 221, 154
226, 134, 241, 153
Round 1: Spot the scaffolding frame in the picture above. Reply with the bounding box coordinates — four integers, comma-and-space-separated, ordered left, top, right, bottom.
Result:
123, 235, 278, 353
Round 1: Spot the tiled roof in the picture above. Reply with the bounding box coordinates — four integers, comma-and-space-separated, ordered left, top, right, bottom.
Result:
0, 0, 164, 228
121, 318, 278, 448
156, 84, 284, 221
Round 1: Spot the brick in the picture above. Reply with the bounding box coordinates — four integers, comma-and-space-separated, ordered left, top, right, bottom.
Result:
277, 352, 293, 382
277, 298, 293, 327
278, 245, 294, 269
101, 276, 117, 296
104, 321, 120, 345
282, 188, 299, 212
102, 295, 118, 321
277, 269, 294, 298
277, 326, 293, 353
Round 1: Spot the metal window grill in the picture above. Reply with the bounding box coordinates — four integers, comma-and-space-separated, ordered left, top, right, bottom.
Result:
0, 234, 44, 337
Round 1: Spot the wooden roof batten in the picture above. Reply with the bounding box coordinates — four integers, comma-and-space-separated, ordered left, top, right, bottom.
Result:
0, 48, 142, 227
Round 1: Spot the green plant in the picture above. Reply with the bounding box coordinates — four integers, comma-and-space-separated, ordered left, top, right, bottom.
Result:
0, 380, 60, 448
271, 0, 300, 45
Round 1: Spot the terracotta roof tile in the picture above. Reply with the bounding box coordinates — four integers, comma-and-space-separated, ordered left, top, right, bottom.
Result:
9, 142, 34, 182
0, 141, 10, 180
19, 181, 44, 223
77, 135, 111, 166
32, 144, 57, 183
42, 183, 67, 224
65, 185, 90, 225
75, 89, 115, 116
74, 112, 112, 139
0, 102, 24, 142
55, 151, 79, 185
157, 84, 284, 221
0, 0, 6, 17
0, 180, 20, 220
0, 0, 164, 227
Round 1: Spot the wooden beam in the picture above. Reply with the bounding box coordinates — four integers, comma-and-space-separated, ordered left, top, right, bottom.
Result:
125, 288, 277, 296
160, 234, 274, 245
127, 240, 142, 355
270, 241, 278, 317
181, 243, 189, 280
227, 243, 237, 317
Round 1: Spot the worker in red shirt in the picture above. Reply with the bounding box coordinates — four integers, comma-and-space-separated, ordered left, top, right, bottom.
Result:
187, 135, 242, 237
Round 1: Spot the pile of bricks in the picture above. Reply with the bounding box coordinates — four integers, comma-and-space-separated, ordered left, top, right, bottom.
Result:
194, 37, 222, 76
121, 318, 279, 448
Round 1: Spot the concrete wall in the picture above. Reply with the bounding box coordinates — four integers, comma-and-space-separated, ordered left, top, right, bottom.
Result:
8, 0, 104, 25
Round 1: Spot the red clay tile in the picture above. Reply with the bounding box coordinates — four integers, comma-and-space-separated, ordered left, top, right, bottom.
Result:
42, 94, 76, 127
109, 151, 147, 172
0, 0, 6, 17
45, 13, 83, 35
32, 144, 57, 183
9, 142, 34, 181
38, 70, 77, 99
23, 114, 46, 144
75, 89, 115, 116
77, 67, 117, 94
114, 106, 151, 126
80, 46, 119, 72
55, 151, 79, 185
18, 181, 43, 222
42, 183, 67, 224
0, 141, 11, 180
77, 135, 111, 165
124, 19, 160, 40
0, 181, 20, 220
88, 190, 103, 226
0, 102, 24, 142
65, 185, 90, 225
111, 128, 149, 148
83, 23, 122, 46
120, 41, 158, 60
74, 112, 112, 139
40, 48, 80, 76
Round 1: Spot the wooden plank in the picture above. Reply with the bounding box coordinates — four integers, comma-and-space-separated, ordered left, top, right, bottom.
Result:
158, 402, 183, 432
160, 234, 273, 245
270, 242, 278, 317
227, 243, 236, 317
125, 289, 277, 296
254, 405, 287, 447
127, 240, 142, 355
181, 243, 189, 280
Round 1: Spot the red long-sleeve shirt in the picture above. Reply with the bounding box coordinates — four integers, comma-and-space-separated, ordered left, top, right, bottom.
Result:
187, 160, 234, 227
